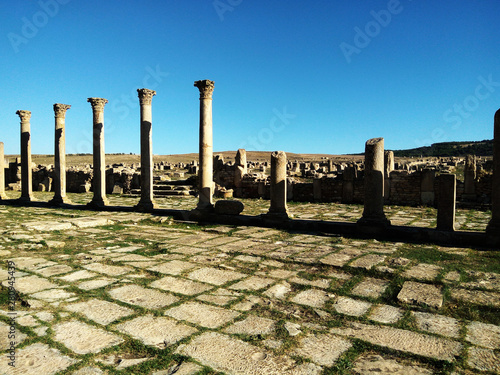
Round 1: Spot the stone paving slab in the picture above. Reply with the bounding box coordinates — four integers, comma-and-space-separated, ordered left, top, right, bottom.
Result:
367, 304, 403, 324
109, 284, 179, 309
351, 277, 388, 298
65, 298, 135, 325
465, 321, 500, 349
224, 315, 276, 335
398, 281, 443, 309
115, 314, 197, 348
150, 275, 213, 295
331, 322, 462, 362
352, 354, 433, 375
176, 332, 322, 375
147, 260, 198, 275
450, 287, 500, 308
229, 276, 275, 291
53, 320, 124, 354
295, 333, 352, 367
0, 343, 77, 375
467, 346, 500, 373
187, 267, 246, 285
291, 289, 330, 308
83, 263, 132, 276
3, 275, 58, 294
403, 263, 442, 281
165, 301, 240, 329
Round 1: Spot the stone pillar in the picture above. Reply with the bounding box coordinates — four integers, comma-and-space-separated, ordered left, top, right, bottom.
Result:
16, 110, 34, 202
266, 151, 288, 218
384, 151, 394, 201
0, 142, 6, 200
234, 148, 247, 197
420, 169, 436, 206
194, 80, 214, 211
136, 88, 157, 211
358, 138, 390, 226
463, 154, 476, 200
87, 98, 109, 208
49, 104, 71, 205
487, 109, 500, 239
437, 174, 456, 231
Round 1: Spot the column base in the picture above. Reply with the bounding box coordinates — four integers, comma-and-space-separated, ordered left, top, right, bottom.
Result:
357, 215, 391, 228
486, 221, 500, 247
49, 196, 72, 206
87, 198, 109, 209
135, 200, 158, 212
262, 211, 289, 222
0, 193, 7, 200
18, 195, 36, 203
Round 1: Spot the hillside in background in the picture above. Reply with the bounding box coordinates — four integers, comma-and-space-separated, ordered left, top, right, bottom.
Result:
391, 140, 493, 158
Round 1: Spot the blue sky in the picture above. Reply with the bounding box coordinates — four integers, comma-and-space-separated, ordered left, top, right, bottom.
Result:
1, 0, 499, 156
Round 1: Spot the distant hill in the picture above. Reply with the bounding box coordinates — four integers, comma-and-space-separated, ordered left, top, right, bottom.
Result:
391, 140, 493, 157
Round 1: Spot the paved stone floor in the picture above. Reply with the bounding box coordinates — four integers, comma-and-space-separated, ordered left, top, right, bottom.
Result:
0, 192, 498, 374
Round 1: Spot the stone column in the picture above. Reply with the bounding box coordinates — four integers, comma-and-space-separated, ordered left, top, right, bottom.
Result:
487, 109, 500, 239
384, 150, 394, 201
194, 80, 214, 211
437, 174, 456, 231
87, 98, 109, 208
49, 104, 71, 205
135, 88, 157, 211
266, 151, 288, 218
0, 142, 7, 200
463, 154, 476, 201
358, 138, 390, 226
16, 110, 34, 202
234, 148, 247, 197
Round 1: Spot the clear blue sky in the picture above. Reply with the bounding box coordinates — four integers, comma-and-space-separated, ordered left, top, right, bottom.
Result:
1, 0, 499, 156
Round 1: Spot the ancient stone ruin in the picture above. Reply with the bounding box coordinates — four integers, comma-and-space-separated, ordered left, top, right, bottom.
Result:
1, 83, 499, 247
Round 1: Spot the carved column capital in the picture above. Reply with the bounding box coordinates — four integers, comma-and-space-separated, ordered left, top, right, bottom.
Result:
53, 103, 71, 118
16, 110, 31, 122
137, 88, 156, 105
194, 80, 214, 99
87, 98, 108, 112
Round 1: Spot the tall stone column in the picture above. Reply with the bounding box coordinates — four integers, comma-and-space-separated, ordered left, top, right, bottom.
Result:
487, 109, 500, 240
49, 104, 71, 205
358, 138, 390, 226
0, 142, 7, 200
136, 88, 157, 211
437, 174, 456, 231
234, 148, 247, 197
463, 154, 476, 201
194, 80, 214, 211
87, 98, 109, 208
16, 110, 34, 202
266, 151, 288, 218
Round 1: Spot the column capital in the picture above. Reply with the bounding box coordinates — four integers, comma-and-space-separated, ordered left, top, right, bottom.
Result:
53, 103, 71, 118
137, 88, 156, 105
16, 110, 31, 122
87, 98, 108, 112
194, 80, 214, 99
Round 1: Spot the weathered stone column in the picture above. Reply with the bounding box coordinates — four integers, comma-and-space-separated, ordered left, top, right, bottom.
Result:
437, 174, 456, 231
384, 150, 394, 201
194, 80, 214, 211
136, 88, 157, 211
49, 104, 71, 205
16, 110, 34, 202
234, 148, 247, 197
0, 142, 7, 200
358, 138, 390, 226
487, 109, 500, 240
463, 154, 476, 201
266, 151, 288, 218
87, 98, 109, 208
